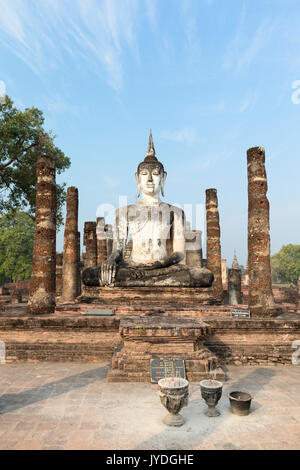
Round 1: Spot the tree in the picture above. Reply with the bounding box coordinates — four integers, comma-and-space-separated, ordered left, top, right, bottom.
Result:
271, 244, 300, 285
0, 211, 35, 283
0, 96, 70, 227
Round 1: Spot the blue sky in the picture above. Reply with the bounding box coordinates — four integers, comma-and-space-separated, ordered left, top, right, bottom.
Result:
0, 0, 299, 266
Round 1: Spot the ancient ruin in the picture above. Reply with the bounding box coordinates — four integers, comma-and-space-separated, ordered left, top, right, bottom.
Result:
205, 188, 223, 302
83, 221, 97, 268
228, 252, 242, 305
61, 186, 80, 302
27, 152, 56, 315
298, 276, 300, 312
55, 253, 63, 298
1, 132, 299, 383
247, 147, 276, 317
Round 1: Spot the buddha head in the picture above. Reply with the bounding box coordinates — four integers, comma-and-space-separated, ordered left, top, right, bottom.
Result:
135, 130, 167, 198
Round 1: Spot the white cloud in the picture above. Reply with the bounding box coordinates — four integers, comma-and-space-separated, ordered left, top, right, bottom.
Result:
240, 90, 259, 112
161, 127, 198, 145
180, 0, 201, 63
0, 0, 140, 90
45, 95, 82, 116
105, 176, 119, 188
145, 0, 157, 31
223, 2, 276, 73
237, 21, 276, 72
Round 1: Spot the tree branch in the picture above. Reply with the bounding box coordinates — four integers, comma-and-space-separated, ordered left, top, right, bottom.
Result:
0, 142, 38, 170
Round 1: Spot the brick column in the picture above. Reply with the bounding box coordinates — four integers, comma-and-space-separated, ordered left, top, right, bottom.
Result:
247, 146, 276, 317
83, 221, 97, 268
55, 253, 63, 297
27, 153, 56, 314
206, 188, 223, 301
61, 187, 80, 301
228, 268, 242, 305
221, 259, 227, 291
96, 217, 107, 265
77, 231, 82, 295
297, 276, 300, 312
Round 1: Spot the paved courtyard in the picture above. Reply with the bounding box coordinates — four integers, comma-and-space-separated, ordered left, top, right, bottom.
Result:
0, 363, 299, 450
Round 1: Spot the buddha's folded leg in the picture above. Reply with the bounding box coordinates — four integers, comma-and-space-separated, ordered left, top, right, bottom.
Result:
115, 265, 214, 287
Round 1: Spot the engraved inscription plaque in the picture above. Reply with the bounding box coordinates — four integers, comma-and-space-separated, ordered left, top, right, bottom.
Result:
150, 357, 186, 384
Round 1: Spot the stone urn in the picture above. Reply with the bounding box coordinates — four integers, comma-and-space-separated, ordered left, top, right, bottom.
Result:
158, 377, 189, 427
200, 379, 223, 417
228, 391, 252, 416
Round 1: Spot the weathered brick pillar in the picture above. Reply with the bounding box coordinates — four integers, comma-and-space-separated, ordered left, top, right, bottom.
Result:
228, 268, 242, 305
61, 187, 80, 302
77, 231, 81, 295
206, 188, 223, 301
247, 146, 276, 317
221, 259, 227, 291
83, 222, 97, 268
27, 153, 56, 314
55, 253, 63, 297
96, 217, 107, 265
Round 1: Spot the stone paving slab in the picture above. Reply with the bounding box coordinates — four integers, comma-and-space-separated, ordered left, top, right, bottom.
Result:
0, 363, 299, 450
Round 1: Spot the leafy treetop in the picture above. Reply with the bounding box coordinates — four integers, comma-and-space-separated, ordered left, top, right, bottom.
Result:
0, 96, 70, 227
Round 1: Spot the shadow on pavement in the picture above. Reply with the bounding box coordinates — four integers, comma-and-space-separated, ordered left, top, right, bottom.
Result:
0, 365, 108, 415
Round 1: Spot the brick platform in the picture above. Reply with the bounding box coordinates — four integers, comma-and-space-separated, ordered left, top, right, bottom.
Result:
0, 315, 119, 363
77, 286, 220, 307
0, 306, 299, 377
107, 316, 225, 383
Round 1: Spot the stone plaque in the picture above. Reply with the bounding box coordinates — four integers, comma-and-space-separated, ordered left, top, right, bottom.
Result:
83, 308, 115, 316
231, 309, 251, 318
150, 357, 185, 384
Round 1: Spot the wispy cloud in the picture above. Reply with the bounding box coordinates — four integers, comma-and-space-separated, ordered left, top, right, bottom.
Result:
45, 95, 83, 116
0, 0, 140, 90
240, 90, 259, 112
223, 2, 277, 73
236, 21, 276, 72
105, 176, 119, 188
161, 127, 198, 145
180, 0, 201, 64
145, 0, 157, 32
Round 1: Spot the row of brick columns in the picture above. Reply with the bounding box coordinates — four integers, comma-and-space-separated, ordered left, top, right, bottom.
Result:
83, 219, 113, 269
28, 147, 276, 316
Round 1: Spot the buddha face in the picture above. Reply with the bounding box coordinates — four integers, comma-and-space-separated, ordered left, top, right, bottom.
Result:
136, 165, 167, 198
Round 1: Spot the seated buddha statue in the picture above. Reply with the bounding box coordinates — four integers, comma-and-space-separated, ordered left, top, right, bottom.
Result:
82, 131, 214, 288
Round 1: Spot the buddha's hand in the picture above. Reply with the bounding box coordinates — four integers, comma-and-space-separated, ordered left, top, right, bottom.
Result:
100, 260, 117, 286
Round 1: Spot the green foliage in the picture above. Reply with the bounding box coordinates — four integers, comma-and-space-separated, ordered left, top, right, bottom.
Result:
0, 211, 35, 283
0, 96, 70, 227
271, 244, 300, 285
